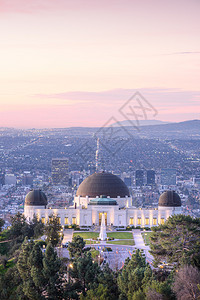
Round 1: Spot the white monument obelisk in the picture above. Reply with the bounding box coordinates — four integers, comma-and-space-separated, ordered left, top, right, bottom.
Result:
99, 213, 107, 241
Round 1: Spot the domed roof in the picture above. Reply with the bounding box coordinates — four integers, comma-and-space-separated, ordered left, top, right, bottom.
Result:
25, 190, 47, 206
76, 172, 130, 198
159, 190, 181, 207
89, 195, 117, 206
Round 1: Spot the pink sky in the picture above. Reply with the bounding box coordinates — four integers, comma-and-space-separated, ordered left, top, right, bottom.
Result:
0, 0, 199, 128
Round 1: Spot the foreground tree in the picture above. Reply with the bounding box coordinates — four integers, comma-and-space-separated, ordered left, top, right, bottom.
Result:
173, 265, 200, 300
70, 252, 100, 296
9, 212, 27, 240
68, 235, 86, 258
45, 215, 61, 247
117, 249, 148, 299
80, 283, 111, 300
150, 215, 200, 268
145, 279, 175, 300
17, 238, 64, 300
0, 218, 5, 232
43, 243, 63, 300
17, 238, 44, 300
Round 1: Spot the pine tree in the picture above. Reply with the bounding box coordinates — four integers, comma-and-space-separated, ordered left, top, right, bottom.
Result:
17, 238, 44, 300
70, 252, 100, 296
68, 235, 85, 258
150, 215, 200, 268
43, 243, 63, 300
45, 215, 61, 247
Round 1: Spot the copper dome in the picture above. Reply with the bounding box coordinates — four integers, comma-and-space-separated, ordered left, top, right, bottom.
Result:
76, 172, 130, 198
25, 190, 47, 206
159, 190, 181, 207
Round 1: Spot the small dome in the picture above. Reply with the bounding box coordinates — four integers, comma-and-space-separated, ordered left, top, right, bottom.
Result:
25, 190, 47, 206
76, 172, 130, 198
89, 195, 117, 206
159, 190, 181, 207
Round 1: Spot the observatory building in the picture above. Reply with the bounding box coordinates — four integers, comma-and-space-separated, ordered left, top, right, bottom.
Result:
24, 172, 182, 227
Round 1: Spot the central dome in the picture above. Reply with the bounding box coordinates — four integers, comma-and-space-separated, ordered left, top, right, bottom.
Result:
76, 172, 130, 198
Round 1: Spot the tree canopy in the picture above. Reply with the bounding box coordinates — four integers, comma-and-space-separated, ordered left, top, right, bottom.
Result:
150, 214, 200, 269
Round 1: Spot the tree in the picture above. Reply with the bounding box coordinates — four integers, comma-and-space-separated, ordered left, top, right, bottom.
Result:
97, 264, 119, 300
132, 288, 146, 300
150, 215, 200, 269
30, 214, 44, 238
145, 280, 175, 300
0, 265, 27, 300
17, 238, 44, 300
0, 218, 5, 232
80, 284, 110, 300
70, 252, 100, 296
117, 249, 147, 299
45, 215, 61, 247
17, 239, 64, 300
0, 255, 8, 269
9, 212, 27, 239
173, 265, 200, 300
43, 243, 63, 300
68, 235, 85, 259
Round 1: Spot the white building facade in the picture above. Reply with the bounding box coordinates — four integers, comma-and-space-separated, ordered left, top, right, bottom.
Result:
24, 172, 182, 227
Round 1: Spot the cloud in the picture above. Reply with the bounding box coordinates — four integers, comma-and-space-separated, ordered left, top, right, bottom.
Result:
36, 88, 200, 107
163, 51, 200, 56
0, 0, 81, 14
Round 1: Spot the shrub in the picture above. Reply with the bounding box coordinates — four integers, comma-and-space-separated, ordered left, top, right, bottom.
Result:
105, 247, 112, 252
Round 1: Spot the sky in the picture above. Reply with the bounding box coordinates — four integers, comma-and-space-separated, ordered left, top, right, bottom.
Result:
0, 0, 200, 128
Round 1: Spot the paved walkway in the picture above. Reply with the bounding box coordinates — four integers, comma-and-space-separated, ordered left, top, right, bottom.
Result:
132, 229, 146, 248
132, 229, 154, 266
62, 229, 74, 244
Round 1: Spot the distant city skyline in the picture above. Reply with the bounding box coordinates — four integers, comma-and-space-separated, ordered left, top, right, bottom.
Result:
0, 0, 200, 128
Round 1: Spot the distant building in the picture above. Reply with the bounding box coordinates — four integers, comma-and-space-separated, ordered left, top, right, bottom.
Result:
161, 168, 176, 186
135, 170, 144, 186
193, 176, 200, 186
22, 174, 33, 186
5, 174, 16, 185
124, 177, 132, 187
51, 158, 69, 185
0, 172, 5, 186
147, 170, 155, 185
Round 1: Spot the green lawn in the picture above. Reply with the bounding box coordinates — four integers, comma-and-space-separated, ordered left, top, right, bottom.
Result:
73, 232, 99, 239
73, 231, 133, 243
85, 240, 100, 244
142, 232, 152, 245
106, 239, 135, 246
107, 232, 133, 239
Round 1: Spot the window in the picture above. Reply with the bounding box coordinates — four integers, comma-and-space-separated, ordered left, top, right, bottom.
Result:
41, 217, 45, 224
138, 217, 141, 225
145, 218, 149, 225
130, 217, 134, 225
153, 218, 157, 225
65, 217, 69, 225
57, 217, 61, 224
161, 218, 165, 225
72, 217, 76, 225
